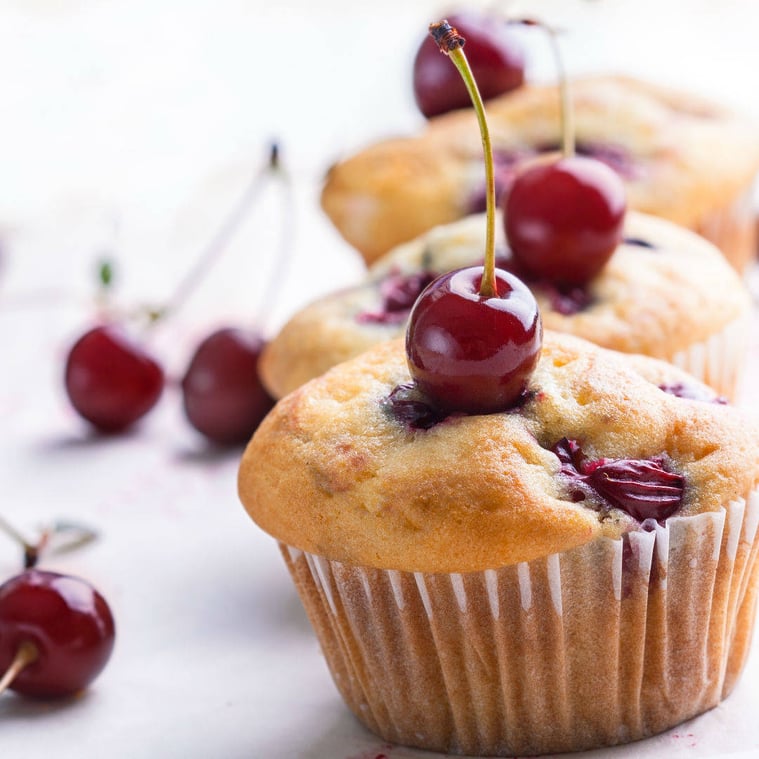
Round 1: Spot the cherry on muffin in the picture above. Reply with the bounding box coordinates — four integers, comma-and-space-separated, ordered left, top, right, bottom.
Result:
405, 21, 543, 415
502, 21, 627, 286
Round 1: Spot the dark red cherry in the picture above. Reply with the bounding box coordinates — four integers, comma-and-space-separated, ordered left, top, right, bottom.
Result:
504, 155, 627, 286
406, 266, 542, 414
413, 12, 525, 118
64, 325, 164, 433
0, 569, 115, 699
181, 327, 275, 445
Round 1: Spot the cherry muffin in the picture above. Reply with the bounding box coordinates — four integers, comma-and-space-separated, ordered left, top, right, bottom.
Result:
239, 332, 759, 756
260, 211, 750, 400
322, 75, 759, 271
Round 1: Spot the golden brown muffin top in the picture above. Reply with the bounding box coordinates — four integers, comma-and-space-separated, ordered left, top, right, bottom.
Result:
240, 332, 759, 573
322, 75, 759, 264
260, 211, 750, 399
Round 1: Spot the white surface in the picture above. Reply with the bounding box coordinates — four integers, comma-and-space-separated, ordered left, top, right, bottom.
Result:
2, 1, 759, 758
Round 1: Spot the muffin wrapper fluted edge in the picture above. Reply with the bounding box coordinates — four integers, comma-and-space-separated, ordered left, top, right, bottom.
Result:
670, 312, 749, 401
280, 487, 759, 756
695, 185, 757, 275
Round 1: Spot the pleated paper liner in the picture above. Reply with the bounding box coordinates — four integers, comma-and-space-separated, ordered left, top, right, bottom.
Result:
281, 487, 759, 757
670, 313, 749, 401
695, 186, 757, 275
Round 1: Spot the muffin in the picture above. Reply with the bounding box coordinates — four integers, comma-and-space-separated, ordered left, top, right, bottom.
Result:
322, 75, 759, 271
239, 332, 759, 756
260, 211, 751, 399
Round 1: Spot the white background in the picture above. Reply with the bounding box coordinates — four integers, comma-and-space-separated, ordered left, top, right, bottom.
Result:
1, 1, 759, 757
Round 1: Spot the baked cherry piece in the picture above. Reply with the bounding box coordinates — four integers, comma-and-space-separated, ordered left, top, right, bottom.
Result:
0, 570, 115, 699
659, 382, 728, 405
553, 438, 684, 522
181, 327, 275, 445
64, 325, 164, 433
413, 12, 525, 118
406, 266, 541, 414
357, 270, 437, 325
504, 156, 626, 285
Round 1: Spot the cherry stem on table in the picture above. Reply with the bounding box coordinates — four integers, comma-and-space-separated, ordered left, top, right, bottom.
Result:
0, 641, 38, 696
249, 147, 295, 332
149, 141, 283, 327
431, 20, 498, 298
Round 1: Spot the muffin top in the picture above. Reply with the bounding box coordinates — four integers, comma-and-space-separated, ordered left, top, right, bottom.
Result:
322, 75, 759, 264
240, 332, 759, 573
260, 211, 750, 399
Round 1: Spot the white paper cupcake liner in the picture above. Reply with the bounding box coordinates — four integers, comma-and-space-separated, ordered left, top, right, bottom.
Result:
281, 487, 759, 756
670, 313, 749, 400
695, 185, 757, 274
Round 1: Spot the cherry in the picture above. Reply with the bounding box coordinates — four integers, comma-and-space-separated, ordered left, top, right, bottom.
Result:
406, 267, 541, 413
413, 11, 525, 118
504, 156, 626, 285
553, 438, 684, 522
0, 569, 115, 699
405, 23, 542, 415
502, 22, 627, 286
64, 324, 164, 433
181, 327, 275, 445
61, 143, 287, 439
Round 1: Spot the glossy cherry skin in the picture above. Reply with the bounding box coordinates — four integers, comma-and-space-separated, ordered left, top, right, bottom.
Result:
0, 570, 115, 699
504, 155, 627, 286
64, 325, 164, 433
413, 12, 525, 118
181, 327, 275, 445
406, 266, 542, 414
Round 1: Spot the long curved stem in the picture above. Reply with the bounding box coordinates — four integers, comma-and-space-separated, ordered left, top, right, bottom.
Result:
250, 154, 296, 331
151, 142, 282, 325
431, 21, 497, 298
546, 26, 574, 157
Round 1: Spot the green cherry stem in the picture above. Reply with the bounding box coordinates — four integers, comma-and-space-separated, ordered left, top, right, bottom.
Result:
430, 20, 497, 298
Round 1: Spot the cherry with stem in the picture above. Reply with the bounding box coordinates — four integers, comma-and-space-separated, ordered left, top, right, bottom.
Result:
0, 569, 115, 699
0, 515, 113, 700
503, 20, 627, 286
64, 143, 283, 435
405, 20, 542, 415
